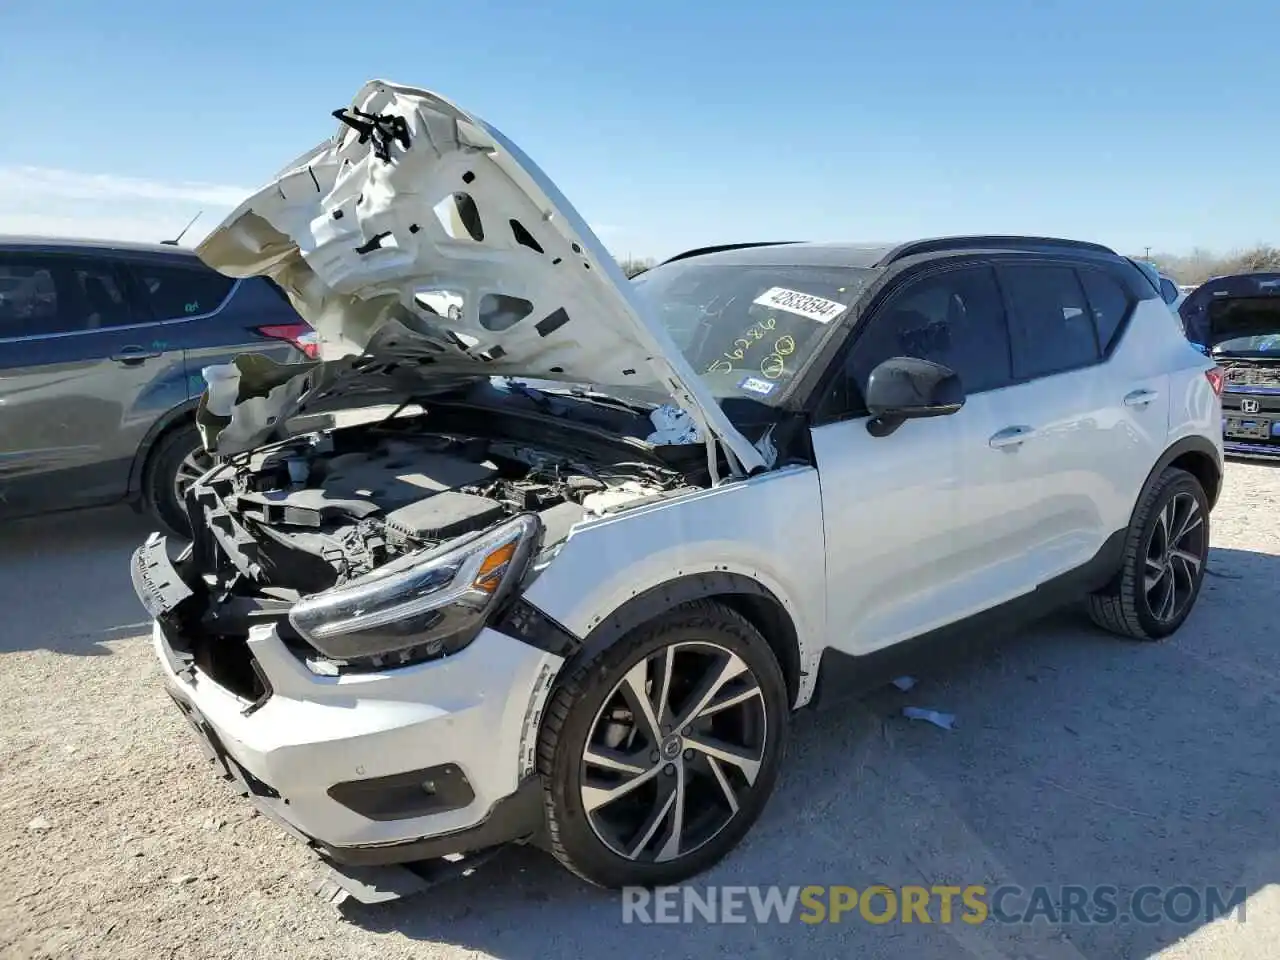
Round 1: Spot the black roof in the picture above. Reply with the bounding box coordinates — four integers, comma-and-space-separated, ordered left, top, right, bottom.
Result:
659, 242, 895, 269
657, 235, 1119, 271
0, 234, 203, 260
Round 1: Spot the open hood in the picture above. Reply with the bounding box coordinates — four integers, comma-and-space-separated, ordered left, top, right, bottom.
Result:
1179, 273, 1280, 351
194, 80, 764, 476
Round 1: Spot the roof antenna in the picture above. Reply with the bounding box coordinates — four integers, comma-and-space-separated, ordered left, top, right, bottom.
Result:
162, 211, 202, 246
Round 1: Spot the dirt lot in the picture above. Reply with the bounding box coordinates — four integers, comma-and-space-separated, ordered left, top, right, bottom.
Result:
3, 461, 1279, 960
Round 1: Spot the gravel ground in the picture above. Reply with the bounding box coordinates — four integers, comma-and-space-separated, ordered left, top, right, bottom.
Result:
2, 461, 1279, 960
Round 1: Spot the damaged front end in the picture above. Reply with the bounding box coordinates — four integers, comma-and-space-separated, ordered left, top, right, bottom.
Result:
172, 401, 692, 683
133, 388, 701, 902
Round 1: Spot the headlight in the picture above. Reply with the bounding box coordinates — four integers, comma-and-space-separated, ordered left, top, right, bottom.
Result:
289, 513, 541, 662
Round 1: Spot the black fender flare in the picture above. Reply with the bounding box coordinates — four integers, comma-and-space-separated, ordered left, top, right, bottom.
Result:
127, 399, 200, 499
1136, 434, 1224, 516
566, 571, 804, 705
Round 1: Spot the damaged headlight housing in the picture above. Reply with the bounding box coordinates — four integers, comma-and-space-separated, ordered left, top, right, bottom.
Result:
289, 514, 541, 664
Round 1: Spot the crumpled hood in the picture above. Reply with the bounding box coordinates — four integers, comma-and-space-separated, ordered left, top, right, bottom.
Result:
1179, 273, 1280, 350
194, 80, 763, 474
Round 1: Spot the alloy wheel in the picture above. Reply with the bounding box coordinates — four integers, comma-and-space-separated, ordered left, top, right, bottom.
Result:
580, 641, 768, 864
1143, 492, 1206, 623
172, 447, 214, 508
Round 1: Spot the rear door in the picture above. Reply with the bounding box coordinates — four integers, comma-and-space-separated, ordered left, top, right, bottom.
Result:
987, 259, 1169, 581
0, 250, 188, 517
116, 258, 300, 402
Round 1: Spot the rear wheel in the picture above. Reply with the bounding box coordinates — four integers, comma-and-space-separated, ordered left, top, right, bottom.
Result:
1087, 467, 1210, 640
143, 423, 212, 538
538, 600, 790, 888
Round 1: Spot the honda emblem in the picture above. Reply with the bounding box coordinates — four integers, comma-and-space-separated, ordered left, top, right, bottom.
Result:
1241, 398, 1260, 414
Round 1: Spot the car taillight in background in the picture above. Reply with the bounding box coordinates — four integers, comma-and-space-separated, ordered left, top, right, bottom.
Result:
1205, 367, 1224, 397
258, 323, 319, 359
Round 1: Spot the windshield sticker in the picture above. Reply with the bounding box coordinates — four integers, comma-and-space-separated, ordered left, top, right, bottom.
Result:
753, 287, 848, 324
738, 375, 777, 397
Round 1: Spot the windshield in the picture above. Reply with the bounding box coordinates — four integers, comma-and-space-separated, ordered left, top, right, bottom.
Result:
632, 260, 875, 405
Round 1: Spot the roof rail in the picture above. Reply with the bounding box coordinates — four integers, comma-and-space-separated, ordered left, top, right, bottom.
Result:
876, 235, 1116, 266
657, 241, 799, 267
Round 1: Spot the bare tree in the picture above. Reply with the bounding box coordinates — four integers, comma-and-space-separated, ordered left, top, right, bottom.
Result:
617, 257, 655, 278
1137, 245, 1280, 286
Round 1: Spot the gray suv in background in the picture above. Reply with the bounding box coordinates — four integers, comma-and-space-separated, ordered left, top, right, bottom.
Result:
0, 236, 316, 535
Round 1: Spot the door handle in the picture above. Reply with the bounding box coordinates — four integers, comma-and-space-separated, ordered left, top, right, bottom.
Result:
1123, 388, 1160, 407
111, 346, 161, 365
989, 425, 1035, 449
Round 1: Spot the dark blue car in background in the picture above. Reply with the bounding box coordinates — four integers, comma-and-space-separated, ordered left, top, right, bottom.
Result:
1179, 272, 1280, 460
0, 236, 316, 535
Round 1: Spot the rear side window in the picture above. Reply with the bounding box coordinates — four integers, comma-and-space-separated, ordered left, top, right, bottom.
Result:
128, 262, 235, 320
71, 262, 131, 329
1000, 264, 1099, 379
0, 259, 59, 337
1077, 268, 1134, 353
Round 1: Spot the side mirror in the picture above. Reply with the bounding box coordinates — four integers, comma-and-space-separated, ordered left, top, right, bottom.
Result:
864, 356, 965, 437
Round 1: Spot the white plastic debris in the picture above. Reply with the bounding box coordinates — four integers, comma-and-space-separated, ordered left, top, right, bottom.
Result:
202, 364, 242, 417
27, 816, 52, 833
902, 707, 956, 730
582, 482, 649, 516
646, 404, 701, 445
891, 676, 917, 692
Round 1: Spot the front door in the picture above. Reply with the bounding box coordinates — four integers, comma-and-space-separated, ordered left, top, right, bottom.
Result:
810, 263, 1036, 655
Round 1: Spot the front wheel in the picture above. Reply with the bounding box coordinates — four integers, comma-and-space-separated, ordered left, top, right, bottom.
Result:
1087, 467, 1210, 640
537, 600, 790, 888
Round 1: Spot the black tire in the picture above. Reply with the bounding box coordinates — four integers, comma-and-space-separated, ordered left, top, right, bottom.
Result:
1087, 467, 1210, 640
537, 599, 790, 888
142, 423, 210, 538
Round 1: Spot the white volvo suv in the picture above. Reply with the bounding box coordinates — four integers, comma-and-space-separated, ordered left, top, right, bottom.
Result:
131, 80, 1225, 903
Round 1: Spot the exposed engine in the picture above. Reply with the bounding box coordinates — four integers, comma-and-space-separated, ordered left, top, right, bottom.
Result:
189, 418, 687, 597
1222, 359, 1280, 389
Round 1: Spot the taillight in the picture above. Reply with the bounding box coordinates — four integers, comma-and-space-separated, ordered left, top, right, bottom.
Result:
258, 322, 319, 359
1204, 367, 1224, 397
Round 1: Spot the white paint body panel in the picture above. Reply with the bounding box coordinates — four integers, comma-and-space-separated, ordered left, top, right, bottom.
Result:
523, 467, 829, 701
155, 622, 561, 847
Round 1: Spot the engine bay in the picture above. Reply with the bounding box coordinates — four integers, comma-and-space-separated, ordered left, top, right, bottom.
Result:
187, 416, 691, 598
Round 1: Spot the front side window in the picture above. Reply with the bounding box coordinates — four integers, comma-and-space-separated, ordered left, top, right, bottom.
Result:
842, 265, 1013, 411
1000, 263, 1099, 379
631, 260, 875, 405
0, 254, 135, 336
0, 257, 59, 338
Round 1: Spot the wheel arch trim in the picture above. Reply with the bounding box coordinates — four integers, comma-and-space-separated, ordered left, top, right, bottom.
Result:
553, 572, 809, 710
127, 399, 200, 499
1139, 434, 1223, 516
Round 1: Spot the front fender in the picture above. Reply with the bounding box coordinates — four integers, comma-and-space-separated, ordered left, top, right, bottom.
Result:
520, 465, 828, 706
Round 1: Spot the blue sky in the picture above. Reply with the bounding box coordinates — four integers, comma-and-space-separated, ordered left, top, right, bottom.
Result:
0, 0, 1275, 259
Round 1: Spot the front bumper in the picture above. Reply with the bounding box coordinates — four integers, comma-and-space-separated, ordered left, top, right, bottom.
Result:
138, 528, 565, 867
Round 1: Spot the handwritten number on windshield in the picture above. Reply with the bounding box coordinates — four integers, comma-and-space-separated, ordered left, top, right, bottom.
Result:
760, 335, 796, 379
705, 315, 779, 374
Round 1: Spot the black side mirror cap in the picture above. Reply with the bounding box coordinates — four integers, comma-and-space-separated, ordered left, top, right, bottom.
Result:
864, 356, 965, 437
